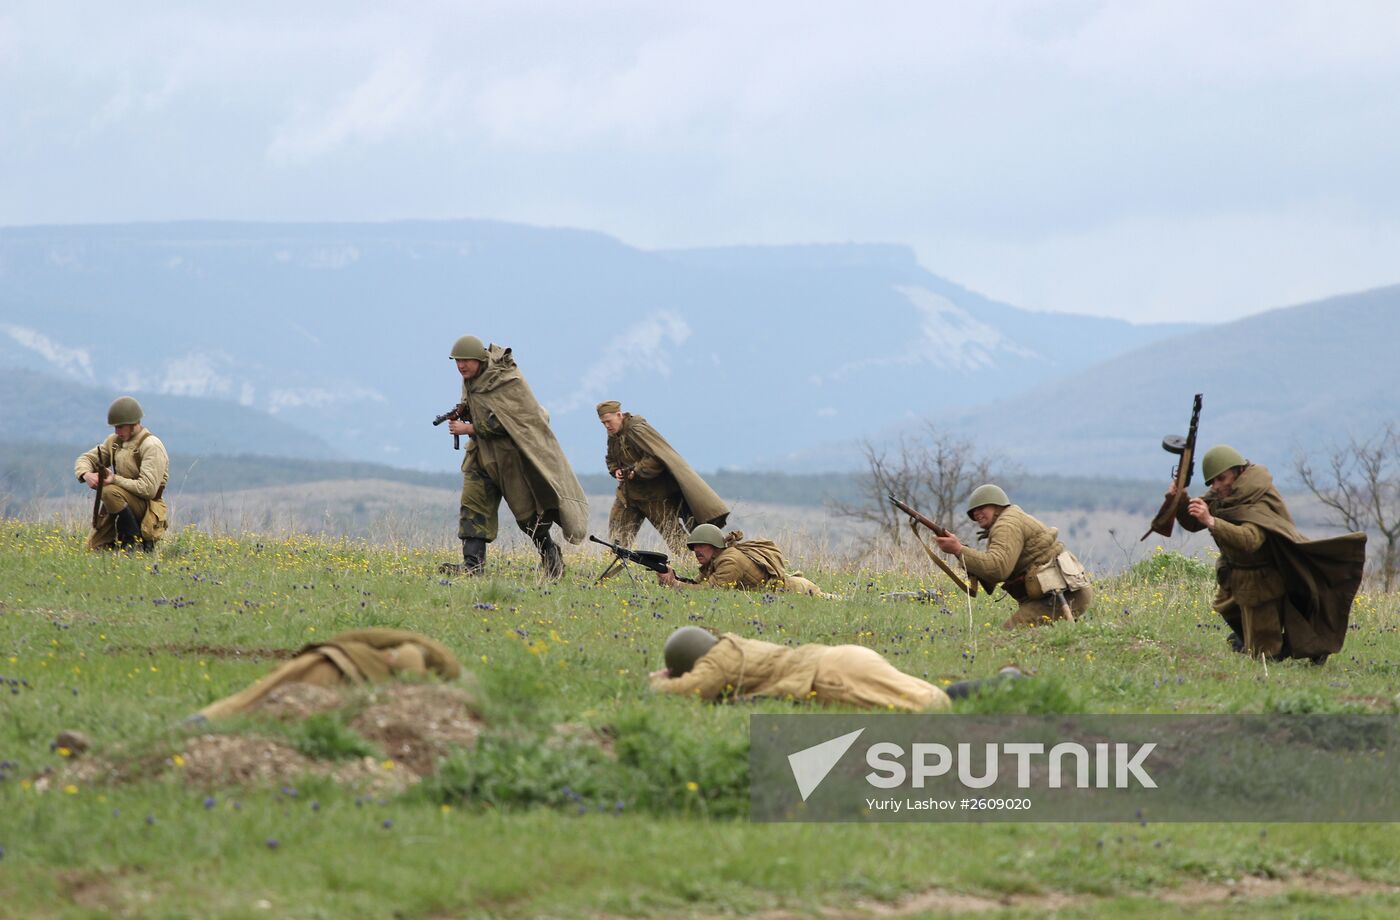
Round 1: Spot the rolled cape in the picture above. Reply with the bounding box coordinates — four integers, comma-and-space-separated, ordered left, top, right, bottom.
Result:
596, 400, 622, 417
194, 629, 462, 721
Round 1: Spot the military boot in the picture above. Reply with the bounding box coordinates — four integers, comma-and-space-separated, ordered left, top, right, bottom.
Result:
944, 666, 1024, 700
439, 538, 487, 576
115, 507, 141, 551
533, 529, 565, 580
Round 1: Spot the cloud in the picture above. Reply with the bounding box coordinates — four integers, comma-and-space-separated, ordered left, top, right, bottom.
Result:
266, 385, 387, 413
550, 312, 692, 413
2, 324, 95, 381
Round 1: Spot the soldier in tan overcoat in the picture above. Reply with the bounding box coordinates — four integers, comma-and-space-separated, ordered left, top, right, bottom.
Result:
649, 627, 1021, 710
189, 629, 462, 722
656, 524, 828, 596
934, 484, 1093, 629
73, 396, 169, 552
1170, 445, 1366, 663
598, 400, 728, 557
444, 335, 589, 579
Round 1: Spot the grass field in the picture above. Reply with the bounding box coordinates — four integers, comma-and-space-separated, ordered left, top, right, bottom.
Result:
2, 521, 1399, 918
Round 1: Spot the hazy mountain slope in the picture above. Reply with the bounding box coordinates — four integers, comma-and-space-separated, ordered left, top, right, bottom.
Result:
0, 220, 1195, 472
934, 284, 1400, 478
0, 367, 334, 458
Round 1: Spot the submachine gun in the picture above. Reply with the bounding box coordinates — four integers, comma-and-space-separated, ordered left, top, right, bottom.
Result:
589, 535, 695, 584
432, 403, 471, 450
1141, 393, 1203, 541
886, 494, 974, 597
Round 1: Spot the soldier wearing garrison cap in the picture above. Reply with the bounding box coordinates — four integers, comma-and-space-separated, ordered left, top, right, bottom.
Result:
934, 483, 1094, 629
443, 335, 589, 579
598, 400, 728, 557
73, 396, 169, 552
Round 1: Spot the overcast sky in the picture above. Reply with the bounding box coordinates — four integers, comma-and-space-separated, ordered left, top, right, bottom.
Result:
3, 1, 1399, 323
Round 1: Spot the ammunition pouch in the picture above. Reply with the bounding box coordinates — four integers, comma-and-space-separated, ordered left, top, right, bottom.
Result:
1024, 551, 1090, 600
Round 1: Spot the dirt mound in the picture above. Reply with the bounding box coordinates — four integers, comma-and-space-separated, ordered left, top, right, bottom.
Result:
179, 734, 414, 795
258, 683, 345, 720
350, 683, 482, 776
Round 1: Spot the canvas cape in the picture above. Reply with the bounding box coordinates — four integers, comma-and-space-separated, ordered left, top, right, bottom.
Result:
1202, 464, 1367, 658
618, 414, 729, 527
464, 345, 590, 543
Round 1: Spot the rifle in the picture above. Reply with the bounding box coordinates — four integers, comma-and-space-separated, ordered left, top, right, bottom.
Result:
1141, 393, 1203, 541
886, 494, 974, 597
91, 441, 113, 530
589, 535, 695, 584
432, 403, 471, 450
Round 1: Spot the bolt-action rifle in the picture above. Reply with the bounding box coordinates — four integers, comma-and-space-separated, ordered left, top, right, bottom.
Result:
589, 535, 696, 584
432, 403, 471, 450
91, 442, 114, 530
1141, 393, 1203, 541
886, 494, 974, 596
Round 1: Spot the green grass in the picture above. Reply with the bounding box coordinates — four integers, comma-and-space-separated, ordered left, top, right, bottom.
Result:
2, 524, 1399, 918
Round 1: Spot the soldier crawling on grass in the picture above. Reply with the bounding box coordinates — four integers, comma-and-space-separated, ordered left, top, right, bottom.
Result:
649, 626, 1021, 711
73, 396, 170, 553
655, 524, 829, 597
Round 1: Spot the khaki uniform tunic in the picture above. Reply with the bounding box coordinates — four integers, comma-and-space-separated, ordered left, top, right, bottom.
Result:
698, 544, 827, 597
959, 505, 1093, 628
651, 633, 949, 711
74, 430, 170, 550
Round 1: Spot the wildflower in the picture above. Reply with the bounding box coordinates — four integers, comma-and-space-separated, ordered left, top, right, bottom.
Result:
56, 747, 72, 758
686, 781, 699, 793
266, 838, 279, 849
172, 754, 186, 768
203, 796, 216, 810
63, 784, 78, 795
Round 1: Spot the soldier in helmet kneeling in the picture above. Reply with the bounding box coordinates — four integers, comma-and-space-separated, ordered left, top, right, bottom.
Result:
933, 484, 1093, 629
1168, 445, 1365, 663
650, 626, 1022, 710
73, 396, 170, 553
656, 523, 829, 597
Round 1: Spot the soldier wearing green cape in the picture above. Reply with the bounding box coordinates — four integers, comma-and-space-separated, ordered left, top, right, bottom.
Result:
1171, 445, 1367, 663
444, 336, 589, 578
597, 400, 729, 557
190, 629, 462, 721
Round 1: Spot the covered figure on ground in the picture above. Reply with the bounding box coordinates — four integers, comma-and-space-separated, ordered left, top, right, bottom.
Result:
190, 629, 462, 722
1171, 445, 1366, 663
656, 524, 828, 597
73, 396, 169, 553
443, 335, 589, 579
648, 626, 1020, 710
933, 484, 1094, 629
598, 400, 729, 558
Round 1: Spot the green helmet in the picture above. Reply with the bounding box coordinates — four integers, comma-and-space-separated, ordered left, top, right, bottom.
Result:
685, 523, 726, 549
107, 396, 143, 426
449, 335, 488, 361
965, 483, 1011, 519
1202, 444, 1247, 484
664, 626, 718, 676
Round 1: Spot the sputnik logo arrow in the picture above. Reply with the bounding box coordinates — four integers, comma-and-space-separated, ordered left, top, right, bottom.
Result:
787, 728, 865, 801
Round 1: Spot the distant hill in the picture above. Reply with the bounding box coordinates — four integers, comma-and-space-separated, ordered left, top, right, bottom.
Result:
1, 441, 1160, 518
0, 220, 1196, 472
0, 367, 333, 458
932, 284, 1400, 478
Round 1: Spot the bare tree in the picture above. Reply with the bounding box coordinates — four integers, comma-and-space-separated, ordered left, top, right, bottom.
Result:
1295, 423, 1400, 591
835, 423, 1003, 545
